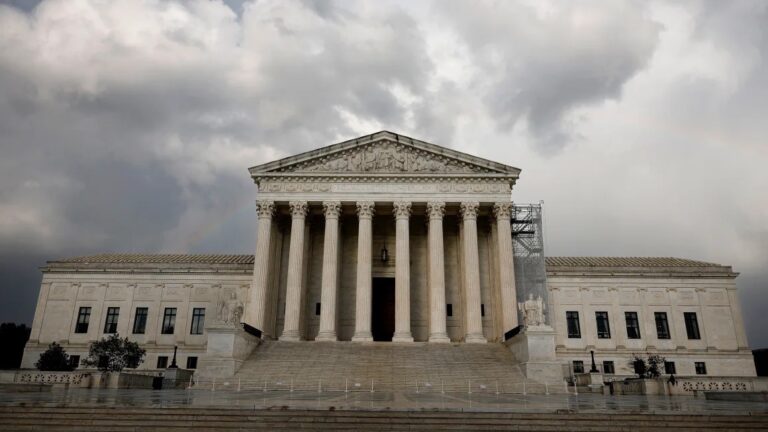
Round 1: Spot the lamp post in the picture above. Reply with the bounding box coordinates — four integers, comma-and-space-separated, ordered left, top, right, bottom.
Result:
169, 345, 179, 369
589, 350, 598, 373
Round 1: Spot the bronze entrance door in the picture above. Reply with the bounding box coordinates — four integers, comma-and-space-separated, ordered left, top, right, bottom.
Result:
371, 277, 395, 341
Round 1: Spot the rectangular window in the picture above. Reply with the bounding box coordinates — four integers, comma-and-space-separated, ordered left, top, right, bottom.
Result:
573, 360, 584, 374
655, 312, 670, 339
695, 362, 707, 375
133, 307, 148, 334
596, 311, 611, 339
684, 312, 701, 340
446, 304, 453, 317
664, 361, 676, 374
186, 356, 198, 369
75, 307, 91, 334
566, 311, 581, 338
315, 303, 321, 316
190, 308, 205, 335
162, 308, 177, 335
625, 311, 641, 339
68, 355, 80, 369
603, 361, 615, 374
103, 307, 120, 334
157, 356, 168, 369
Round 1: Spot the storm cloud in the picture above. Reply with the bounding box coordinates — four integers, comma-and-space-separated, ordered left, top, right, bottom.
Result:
0, 0, 766, 347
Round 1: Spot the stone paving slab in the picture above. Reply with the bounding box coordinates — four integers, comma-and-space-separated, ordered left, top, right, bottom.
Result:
0, 388, 767, 415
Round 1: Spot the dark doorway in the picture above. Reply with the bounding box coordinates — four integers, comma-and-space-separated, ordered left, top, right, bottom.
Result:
372, 278, 395, 341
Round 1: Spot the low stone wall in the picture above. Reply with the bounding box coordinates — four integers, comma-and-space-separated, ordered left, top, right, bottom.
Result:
15, 371, 91, 388
609, 376, 768, 396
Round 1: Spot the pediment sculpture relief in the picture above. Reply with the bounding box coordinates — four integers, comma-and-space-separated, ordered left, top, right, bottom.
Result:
274, 141, 492, 174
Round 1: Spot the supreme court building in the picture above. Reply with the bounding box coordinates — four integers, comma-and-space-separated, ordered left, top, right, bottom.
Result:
21, 131, 756, 381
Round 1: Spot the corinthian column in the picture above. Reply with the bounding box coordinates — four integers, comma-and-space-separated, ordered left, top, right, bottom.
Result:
352, 201, 375, 342
392, 201, 414, 342
245, 200, 275, 334
460, 201, 486, 343
427, 202, 450, 343
493, 202, 519, 333
280, 201, 308, 341
316, 201, 341, 341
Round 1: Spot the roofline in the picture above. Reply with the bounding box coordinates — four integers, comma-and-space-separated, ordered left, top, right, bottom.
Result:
247, 130, 521, 177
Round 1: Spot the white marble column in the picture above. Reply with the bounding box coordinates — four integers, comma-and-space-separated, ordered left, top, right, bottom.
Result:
460, 201, 486, 343
392, 201, 414, 342
316, 201, 341, 341
352, 201, 375, 342
493, 202, 519, 332
280, 201, 308, 341
245, 200, 275, 333
427, 202, 450, 343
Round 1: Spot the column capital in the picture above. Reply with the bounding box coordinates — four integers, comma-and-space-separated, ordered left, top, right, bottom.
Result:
356, 201, 375, 219
392, 201, 412, 219
459, 201, 480, 220
289, 201, 308, 218
426, 201, 445, 220
256, 200, 276, 219
492, 202, 513, 220
323, 201, 342, 219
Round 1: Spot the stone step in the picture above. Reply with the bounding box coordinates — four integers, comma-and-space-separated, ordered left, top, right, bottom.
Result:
1, 407, 767, 431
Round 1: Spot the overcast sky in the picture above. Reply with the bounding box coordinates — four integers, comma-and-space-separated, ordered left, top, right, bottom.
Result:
1, 0, 766, 347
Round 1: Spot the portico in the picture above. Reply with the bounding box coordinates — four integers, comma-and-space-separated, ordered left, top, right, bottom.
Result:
243, 131, 522, 343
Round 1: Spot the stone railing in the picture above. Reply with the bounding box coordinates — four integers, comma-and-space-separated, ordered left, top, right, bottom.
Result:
16, 371, 90, 385
679, 378, 751, 393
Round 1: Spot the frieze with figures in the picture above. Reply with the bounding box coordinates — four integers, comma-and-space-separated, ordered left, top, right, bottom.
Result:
260, 179, 510, 194
271, 140, 495, 174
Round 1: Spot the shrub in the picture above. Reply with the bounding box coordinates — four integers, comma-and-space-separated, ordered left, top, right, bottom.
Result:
82, 334, 146, 372
35, 342, 74, 371
629, 353, 666, 378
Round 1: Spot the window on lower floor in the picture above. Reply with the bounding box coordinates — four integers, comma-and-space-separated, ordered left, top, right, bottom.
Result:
75, 307, 91, 334
186, 356, 198, 369
695, 362, 707, 375
595, 311, 611, 339
665, 361, 676, 374
684, 312, 701, 340
162, 308, 177, 335
446, 304, 453, 317
573, 360, 584, 374
603, 361, 615, 374
655, 312, 670, 339
68, 355, 80, 369
157, 356, 168, 369
566, 311, 581, 338
625, 311, 641, 339
103, 307, 119, 334
190, 308, 205, 335
133, 307, 148, 334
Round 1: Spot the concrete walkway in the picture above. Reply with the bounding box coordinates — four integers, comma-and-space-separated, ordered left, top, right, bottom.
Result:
1, 388, 767, 414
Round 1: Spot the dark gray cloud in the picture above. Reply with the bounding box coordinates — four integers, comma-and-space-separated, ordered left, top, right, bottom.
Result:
0, 0, 766, 351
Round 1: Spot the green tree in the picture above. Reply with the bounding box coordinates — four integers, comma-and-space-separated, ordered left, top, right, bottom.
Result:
629, 353, 666, 378
82, 334, 146, 372
35, 342, 74, 371
0, 322, 31, 369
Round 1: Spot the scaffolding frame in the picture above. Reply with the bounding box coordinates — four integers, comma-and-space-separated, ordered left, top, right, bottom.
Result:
511, 202, 549, 325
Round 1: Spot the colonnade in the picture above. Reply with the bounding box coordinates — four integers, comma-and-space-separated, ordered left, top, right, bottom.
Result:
245, 200, 518, 343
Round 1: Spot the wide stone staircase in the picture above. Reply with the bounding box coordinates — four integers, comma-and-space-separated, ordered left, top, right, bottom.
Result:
213, 341, 553, 393
2, 406, 768, 431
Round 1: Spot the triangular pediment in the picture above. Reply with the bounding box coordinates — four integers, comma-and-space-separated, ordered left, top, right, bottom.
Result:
249, 131, 520, 177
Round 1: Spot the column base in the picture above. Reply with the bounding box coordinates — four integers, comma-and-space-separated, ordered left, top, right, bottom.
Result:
465, 333, 487, 344
315, 332, 337, 342
392, 333, 414, 343
428, 333, 451, 343
352, 332, 373, 342
280, 330, 301, 341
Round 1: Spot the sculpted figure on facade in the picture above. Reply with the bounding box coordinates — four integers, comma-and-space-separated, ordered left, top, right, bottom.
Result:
518, 293, 546, 327
216, 292, 244, 327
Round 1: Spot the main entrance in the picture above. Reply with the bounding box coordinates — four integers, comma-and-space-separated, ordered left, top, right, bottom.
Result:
371, 277, 395, 341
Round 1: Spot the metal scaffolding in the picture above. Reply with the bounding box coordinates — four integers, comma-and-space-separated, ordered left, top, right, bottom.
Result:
511, 202, 549, 325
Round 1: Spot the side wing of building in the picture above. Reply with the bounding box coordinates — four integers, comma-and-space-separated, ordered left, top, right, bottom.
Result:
546, 257, 755, 377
